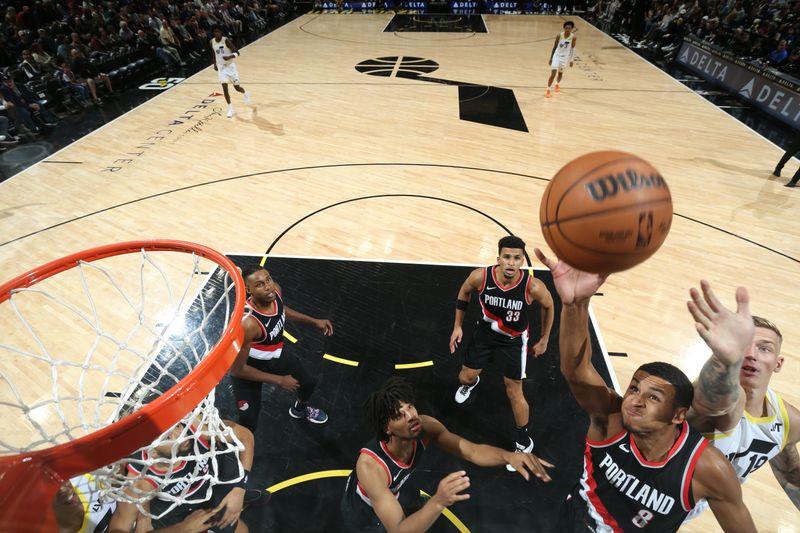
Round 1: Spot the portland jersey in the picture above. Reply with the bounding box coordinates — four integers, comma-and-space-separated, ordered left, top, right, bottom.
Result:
477, 266, 533, 338
575, 421, 708, 532
343, 436, 429, 511
210, 37, 234, 67
554, 31, 575, 57
247, 294, 286, 361
68, 473, 115, 533
686, 388, 789, 520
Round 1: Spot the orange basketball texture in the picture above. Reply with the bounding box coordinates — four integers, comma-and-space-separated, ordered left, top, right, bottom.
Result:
539, 151, 673, 273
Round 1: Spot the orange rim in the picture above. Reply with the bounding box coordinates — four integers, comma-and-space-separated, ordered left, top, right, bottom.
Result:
0, 240, 245, 480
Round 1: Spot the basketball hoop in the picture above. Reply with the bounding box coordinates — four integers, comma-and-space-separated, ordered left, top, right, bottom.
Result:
0, 240, 246, 531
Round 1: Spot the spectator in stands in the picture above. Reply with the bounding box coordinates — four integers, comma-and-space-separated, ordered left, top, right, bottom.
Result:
30, 43, 56, 72
159, 18, 190, 65
767, 39, 789, 66
56, 36, 72, 62
136, 28, 178, 68
0, 74, 57, 135
37, 28, 57, 55
19, 49, 44, 80
119, 21, 135, 45
55, 58, 94, 105
0, 114, 21, 151
69, 48, 115, 104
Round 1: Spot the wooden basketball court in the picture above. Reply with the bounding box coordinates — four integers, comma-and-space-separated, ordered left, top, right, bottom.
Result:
0, 13, 797, 532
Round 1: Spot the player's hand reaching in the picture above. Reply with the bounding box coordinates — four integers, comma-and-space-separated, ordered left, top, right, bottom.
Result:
180, 508, 221, 532
431, 471, 471, 508
314, 318, 334, 336
449, 327, 463, 354
280, 374, 300, 391
52, 481, 83, 533
687, 280, 753, 367
216, 487, 246, 528
534, 248, 608, 305
506, 453, 554, 482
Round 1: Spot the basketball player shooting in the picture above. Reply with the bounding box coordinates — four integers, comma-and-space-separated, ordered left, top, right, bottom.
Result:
210, 26, 251, 118
546, 21, 576, 98
535, 248, 757, 532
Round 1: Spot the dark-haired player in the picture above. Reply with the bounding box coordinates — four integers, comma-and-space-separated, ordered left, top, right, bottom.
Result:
341, 377, 554, 532
230, 266, 333, 432
546, 21, 576, 98
449, 235, 554, 467
210, 26, 251, 118
535, 248, 756, 532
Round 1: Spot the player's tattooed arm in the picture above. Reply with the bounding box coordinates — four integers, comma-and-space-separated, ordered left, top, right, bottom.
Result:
770, 444, 800, 510
695, 354, 741, 411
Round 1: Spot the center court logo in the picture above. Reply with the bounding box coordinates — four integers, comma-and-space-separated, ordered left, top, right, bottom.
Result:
355, 56, 528, 132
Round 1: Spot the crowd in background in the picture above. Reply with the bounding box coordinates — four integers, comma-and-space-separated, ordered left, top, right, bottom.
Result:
586, 0, 800, 76
0, 0, 294, 151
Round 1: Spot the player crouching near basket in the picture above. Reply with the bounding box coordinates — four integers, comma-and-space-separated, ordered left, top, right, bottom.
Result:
108, 419, 259, 533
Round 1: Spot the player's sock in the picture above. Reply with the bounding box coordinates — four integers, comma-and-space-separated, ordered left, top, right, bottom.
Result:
227, 103, 234, 118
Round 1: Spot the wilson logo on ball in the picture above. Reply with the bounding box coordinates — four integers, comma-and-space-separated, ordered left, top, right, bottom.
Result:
539, 151, 673, 274
584, 170, 667, 202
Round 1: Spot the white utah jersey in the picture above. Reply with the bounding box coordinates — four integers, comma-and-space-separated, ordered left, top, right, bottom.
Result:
707, 388, 789, 480
554, 31, 575, 57
685, 388, 789, 521
69, 473, 116, 532
211, 37, 234, 67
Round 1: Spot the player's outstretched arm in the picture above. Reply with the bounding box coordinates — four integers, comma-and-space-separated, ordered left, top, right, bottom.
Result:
769, 402, 800, 510
421, 415, 553, 482
358, 454, 468, 533
693, 446, 757, 532
450, 268, 482, 353
686, 281, 752, 432
534, 249, 617, 423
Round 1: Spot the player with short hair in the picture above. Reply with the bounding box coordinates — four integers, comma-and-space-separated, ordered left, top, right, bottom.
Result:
341, 377, 553, 532
449, 235, 554, 467
231, 265, 334, 431
546, 21, 576, 98
685, 282, 800, 517
210, 26, 251, 118
535, 249, 757, 532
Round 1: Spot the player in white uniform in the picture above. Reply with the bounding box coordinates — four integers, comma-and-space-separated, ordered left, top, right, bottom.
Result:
545, 21, 576, 98
685, 282, 800, 517
210, 26, 251, 118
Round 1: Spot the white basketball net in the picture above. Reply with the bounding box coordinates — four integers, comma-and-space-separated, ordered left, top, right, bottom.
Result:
0, 247, 242, 513
95, 390, 245, 519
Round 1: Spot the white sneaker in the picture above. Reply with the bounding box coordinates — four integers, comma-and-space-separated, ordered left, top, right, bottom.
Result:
454, 376, 480, 404
244, 91, 251, 105
227, 104, 234, 118
506, 436, 534, 472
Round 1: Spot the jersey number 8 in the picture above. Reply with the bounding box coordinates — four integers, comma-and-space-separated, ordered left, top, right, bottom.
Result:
632, 509, 654, 528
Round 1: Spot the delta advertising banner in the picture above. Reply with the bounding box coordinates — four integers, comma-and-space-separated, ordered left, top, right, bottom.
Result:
676, 36, 800, 130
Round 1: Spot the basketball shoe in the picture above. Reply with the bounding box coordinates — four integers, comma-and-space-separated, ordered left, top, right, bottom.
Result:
554, 84, 560, 93
227, 104, 235, 118
545, 89, 551, 98
454, 376, 480, 404
289, 404, 329, 424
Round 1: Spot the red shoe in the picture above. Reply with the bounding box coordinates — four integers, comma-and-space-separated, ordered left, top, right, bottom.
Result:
555, 84, 560, 93
545, 89, 551, 98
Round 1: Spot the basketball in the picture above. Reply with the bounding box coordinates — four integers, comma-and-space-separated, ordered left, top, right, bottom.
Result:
539, 151, 673, 273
